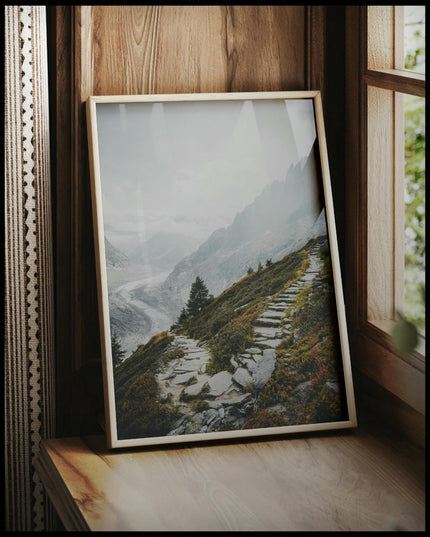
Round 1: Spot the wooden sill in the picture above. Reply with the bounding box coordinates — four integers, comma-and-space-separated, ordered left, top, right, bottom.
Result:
352, 323, 425, 417
369, 318, 425, 364
34, 427, 425, 532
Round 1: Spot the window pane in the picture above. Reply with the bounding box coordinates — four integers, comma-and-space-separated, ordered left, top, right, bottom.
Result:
404, 93, 425, 332
404, 6, 425, 74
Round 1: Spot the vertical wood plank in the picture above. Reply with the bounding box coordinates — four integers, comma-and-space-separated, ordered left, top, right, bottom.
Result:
367, 6, 395, 70
47, 5, 73, 437
345, 6, 367, 336
307, 6, 326, 101
72, 6, 100, 372
367, 86, 395, 322
394, 92, 405, 313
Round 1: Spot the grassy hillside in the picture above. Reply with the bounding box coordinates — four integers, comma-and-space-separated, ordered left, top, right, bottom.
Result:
113, 331, 184, 439
247, 244, 348, 427
173, 244, 309, 374
112, 236, 348, 439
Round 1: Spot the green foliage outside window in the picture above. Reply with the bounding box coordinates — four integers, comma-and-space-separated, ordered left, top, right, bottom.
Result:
404, 93, 425, 331
402, 7, 425, 334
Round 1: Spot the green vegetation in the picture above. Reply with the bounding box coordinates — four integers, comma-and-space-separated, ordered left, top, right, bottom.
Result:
404, 93, 425, 331
404, 7, 425, 73
114, 331, 182, 439
173, 247, 309, 374
402, 8, 425, 334
206, 322, 254, 375
245, 243, 347, 428
115, 372, 181, 439
114, 237, 347, 438
186, 276, 212, 317
111, 331, 126, 369
176, 276, 214, 324
115, 331, 173, 400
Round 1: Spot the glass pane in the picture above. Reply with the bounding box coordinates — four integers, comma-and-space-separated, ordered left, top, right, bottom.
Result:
404, 93, 425, 332
404, 5, 425, 74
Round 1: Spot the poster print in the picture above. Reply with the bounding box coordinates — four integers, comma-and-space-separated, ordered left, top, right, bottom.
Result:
87, 91, 357, 448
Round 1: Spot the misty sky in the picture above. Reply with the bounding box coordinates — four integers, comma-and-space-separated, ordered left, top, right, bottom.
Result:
96, 97, 317, 255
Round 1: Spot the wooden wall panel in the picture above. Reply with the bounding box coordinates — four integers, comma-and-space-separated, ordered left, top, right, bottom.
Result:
85, 5, 306, 96
49, 5, 329, 437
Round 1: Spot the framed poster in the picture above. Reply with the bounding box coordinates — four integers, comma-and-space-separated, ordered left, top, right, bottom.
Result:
86, 91, 357, 449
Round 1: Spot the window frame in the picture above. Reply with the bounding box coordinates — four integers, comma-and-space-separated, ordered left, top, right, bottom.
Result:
345, 6, 425, 416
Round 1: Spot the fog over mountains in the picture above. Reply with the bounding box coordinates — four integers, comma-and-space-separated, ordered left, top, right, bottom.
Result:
104, 149, 328, 357
128, 231, 199, 271
160, 150, 325, 311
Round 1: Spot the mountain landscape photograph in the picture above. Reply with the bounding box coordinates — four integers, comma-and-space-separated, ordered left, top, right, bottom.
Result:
94, 95, 350, 444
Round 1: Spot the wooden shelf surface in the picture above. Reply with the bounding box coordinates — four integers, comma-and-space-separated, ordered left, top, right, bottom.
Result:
35, 430, 425, 532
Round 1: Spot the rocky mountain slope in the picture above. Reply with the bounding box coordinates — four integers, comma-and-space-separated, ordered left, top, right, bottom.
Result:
113, 236, 347, 441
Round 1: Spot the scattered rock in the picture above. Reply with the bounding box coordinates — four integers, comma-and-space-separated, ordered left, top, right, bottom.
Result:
245, 347, 263, 355
206, 371, 233, 397
251, 348, 277, 390
232, 367, 253, 388
171, 372, 197, 385
183, 379, 208, 397
159, 243, 326, 437
295, 381, 313, 400
326, 381, 339, 393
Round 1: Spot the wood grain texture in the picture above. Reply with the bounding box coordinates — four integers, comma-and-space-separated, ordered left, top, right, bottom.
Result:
367, 86, 395, 322
367, 6, 395, 70
307, 6, 326, 102
88, 6, 306, 96
355, 325, 425, 415
364, 69, 426, 97
37, 432, 425, 532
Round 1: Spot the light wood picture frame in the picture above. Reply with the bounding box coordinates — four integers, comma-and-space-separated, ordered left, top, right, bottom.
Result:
86, 91, 357, 449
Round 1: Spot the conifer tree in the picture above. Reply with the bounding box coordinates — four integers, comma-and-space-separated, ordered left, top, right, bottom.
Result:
111, 331, 126, 369
177, 307, 189, 324
186, 276, 210, 317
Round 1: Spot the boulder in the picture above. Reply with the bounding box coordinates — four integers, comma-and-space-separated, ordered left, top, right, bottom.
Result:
206, 371, 233, 397
245, 347, 263, 355
232, 367, 253, 388
183, 379, 208, 397
251, 348, 277, 389
261, 338, 284, 349
171, 371, 197, 385
230, 355, 239, 368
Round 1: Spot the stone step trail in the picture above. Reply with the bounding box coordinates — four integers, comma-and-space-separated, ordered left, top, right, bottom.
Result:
252, 243, 324, 347
155, 241, 326, 437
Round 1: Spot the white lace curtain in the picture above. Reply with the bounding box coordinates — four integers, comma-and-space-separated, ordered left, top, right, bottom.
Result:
4, 5, 56, 531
